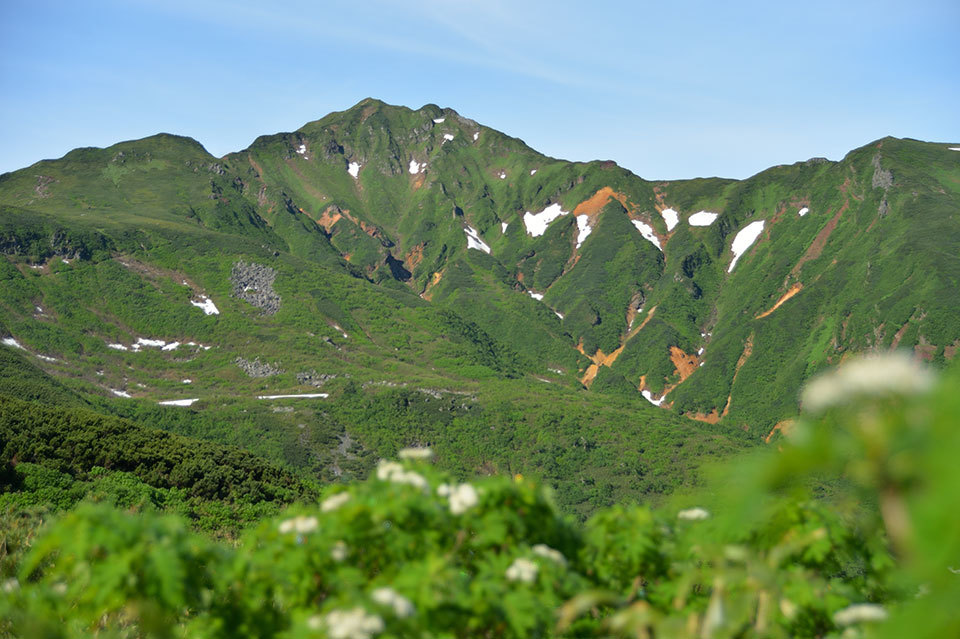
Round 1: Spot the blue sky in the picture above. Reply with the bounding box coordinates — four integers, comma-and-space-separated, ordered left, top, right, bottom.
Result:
1, 0, 957, 179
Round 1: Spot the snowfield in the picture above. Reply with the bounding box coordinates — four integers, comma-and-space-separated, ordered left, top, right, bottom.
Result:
159, 398, 199, 407
660, 208, 679, 231
257, 393, 329, 400
523, 203, 569, 237
728, 220, 765, 272
630, 220, 662, 251
347, 162, 361, 178
575, 215, 592, 248
408, 160, 423, 174
642, 390, 664, 406
190, 295, 219, 315
798, 207, 809, 217
528, 292, 544, 301
688, 211, 719, 226
464, 226, 491, 254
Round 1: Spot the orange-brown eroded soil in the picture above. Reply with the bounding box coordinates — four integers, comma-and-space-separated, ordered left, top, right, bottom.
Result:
685, 333, 753, 423
755, 283, 803, 319
316, 206, 343, 232
765, 419, 795, 444
422, 270, 444, 301
405, 244, 425, 270
573, 187, 629, 218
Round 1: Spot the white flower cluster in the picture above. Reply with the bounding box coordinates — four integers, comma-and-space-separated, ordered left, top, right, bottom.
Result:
532, 544, 567, 565
398, 447, 433, 460
371, 587, 415, 618
833, 603, 888, 626
505, 557, 539, 583
278, 515, 318, 534
802, 352, 934, 413
321, 491, 351, 512
376, 460, 428, 490
2, 578, 18, 593
437, 482, 479, 514
331, 540, 348, 562
309, 608, 384, 639
677, 507, 710, 521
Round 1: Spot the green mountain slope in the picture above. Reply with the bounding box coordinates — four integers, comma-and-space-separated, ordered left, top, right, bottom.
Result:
1, 98, 957, 515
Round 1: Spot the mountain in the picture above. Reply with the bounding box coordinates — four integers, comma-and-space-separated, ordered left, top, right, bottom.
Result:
1, 98, 958, 515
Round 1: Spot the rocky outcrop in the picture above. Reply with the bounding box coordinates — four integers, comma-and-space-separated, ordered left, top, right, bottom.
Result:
296, 371, 341, 387
235, 356, 283, 378
871, 154, 893, 189
231, 261, 281, 314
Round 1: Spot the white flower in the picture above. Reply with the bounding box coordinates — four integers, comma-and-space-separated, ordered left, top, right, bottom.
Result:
322, 607, 384, 639
371, 587, 415, 618
505, 558, 539, 583
802, 352, 935, 413
398, 447, 433, 460
833, 603, 888, 626
532, 544, 567, 565
677, 507, 710, 521
376, 460, 428, 490
322, 492, 351, 512
448, 483, 479, 515
278, 515, 318, 534
436, 483, 452, 497
2, 578, 18, 593
331, 540, 348, 562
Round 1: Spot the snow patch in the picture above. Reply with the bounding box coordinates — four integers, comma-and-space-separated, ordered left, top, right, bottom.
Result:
530, 169, 537, 175
190, 295, 219, 315
728, 220, 765, 273
433, 117, 445, 123
107, 343, 128, 351
36, 354, 57, 362
642, 390, 664, 406
697, 347, 704, 355
575, 214, 592, 249
528, 292, 544, 301
501, 222, 509, 233
443, 133, 455, 141
630, 220, 662, 251
182, 379, 192, 384
347, 162, 361, 178
949, 147, 960, 151
408, 160, 422, 174
257, 393, 329, 400
554, 311, 564, 319
798, 207, 809, 217
498, 171, 506, 180
2, 337, 24, 349
464, 226, 491, 254
523, 203, 569, 237
688, 211, 719, 226
161, 342, 180, 351
473, 131, 479, 141
660, 208, 679, 232
110, 389, 131, 398
159, 398, 200, 407
296, 144, 308, 159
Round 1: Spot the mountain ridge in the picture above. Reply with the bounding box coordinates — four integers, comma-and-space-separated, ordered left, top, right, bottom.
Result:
1, 97, 958, 514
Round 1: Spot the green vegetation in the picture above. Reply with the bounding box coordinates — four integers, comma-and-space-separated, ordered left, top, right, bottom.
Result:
2, 354, 957, 638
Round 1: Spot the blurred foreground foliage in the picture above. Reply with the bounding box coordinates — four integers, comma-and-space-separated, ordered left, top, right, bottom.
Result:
1, 354, 958, 638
